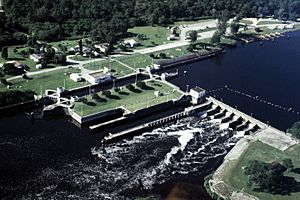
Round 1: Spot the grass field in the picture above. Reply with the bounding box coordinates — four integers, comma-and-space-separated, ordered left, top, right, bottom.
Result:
84, 60, 135, 77
49, 39, 86, 50
73, 80, 182, 116
257, 21, 283, 26
222, 141, 300, 200
240, 19, 253, 25
69, 55, 91, 61
0, 68, 88, 94
127, 26, 172, 48
174, 19, 213, 26
0, 48, 36, 73
116, 54, 154, 70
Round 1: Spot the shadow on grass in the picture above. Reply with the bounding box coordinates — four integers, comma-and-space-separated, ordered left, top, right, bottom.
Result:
153, 83, 162, 87
254, 176, 300, 195
292, 168, 300, 174
129, 88, 142, 93
84, 102, 96, 106
107, 95, 121, 100
141, 85, 155, 90
119, 91, 129, 96
94, 97, 107, 103
7, 57, 26, 61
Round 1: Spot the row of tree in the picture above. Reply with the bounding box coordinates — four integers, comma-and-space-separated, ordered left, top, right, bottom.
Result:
1, 0, 300, 44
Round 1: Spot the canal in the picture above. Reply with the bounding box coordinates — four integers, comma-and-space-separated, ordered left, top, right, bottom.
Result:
1, 31, 300, 199
171, 30, 300, 131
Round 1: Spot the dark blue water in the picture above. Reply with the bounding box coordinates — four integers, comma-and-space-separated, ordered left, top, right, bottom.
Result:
1, 31, 300, 199
171, 31, 300, 130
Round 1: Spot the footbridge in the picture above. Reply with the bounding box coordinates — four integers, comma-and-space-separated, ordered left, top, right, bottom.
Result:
43, 89, 74, 112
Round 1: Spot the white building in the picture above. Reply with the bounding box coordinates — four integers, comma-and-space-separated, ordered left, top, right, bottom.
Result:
30, 54, 43, 63
84, 68, 112, 84
190, 86, 206, 104
123, 39, 139, 48
36, 64, 42, 69
70, 73, 84, 82
95, 43, 110, 53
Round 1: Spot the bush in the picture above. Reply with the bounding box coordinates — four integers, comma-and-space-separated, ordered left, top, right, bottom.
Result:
92, 93, 100, 100
136, 81, 146, 88
126, 84, 135, 91
102, 90, 111, 96
159, 53, 167, 59
114, 87, 121, 92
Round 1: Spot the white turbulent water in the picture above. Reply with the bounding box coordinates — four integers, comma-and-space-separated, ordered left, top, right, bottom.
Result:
85, 116, 239, 199
34, 116, 238, 199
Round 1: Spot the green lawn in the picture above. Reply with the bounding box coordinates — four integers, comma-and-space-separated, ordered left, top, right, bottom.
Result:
69, 55, 91, 61
49, 39, 85, 50
257, 21, 283, 26
0, 48, 36, 73
174, 19, 214, 26
222, 141, 300, 200
116, 54, 154, 70
127, 26, 172, 48
0, 68, 89, 94
84, 60, 135, 77
240, 19, 253, 25
73, 80, 183, 116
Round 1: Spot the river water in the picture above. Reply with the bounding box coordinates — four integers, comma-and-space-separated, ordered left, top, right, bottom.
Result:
1, 31, 300, 199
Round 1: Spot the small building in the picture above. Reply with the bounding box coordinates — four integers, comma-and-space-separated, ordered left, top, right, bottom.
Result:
84, 68, 112, 84
95, 43, 110, 53
70, 73, 84, 82
36, 64, 43, 69
5, 61, 28, 70
123, 39, 139, 48
154, 91, 162, 97
30, 54, 43, 63
167, 34, 177, 41
190, 86, 206, 104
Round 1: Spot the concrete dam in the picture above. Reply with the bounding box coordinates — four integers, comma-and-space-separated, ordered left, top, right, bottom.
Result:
102, 96, 265, 143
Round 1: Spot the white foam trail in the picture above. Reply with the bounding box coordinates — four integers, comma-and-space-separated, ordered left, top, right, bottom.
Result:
164, 130, 194, 165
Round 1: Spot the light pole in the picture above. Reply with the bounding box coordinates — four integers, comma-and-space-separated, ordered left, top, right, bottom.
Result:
186, 84, 189, 94
135, 73, 138, 85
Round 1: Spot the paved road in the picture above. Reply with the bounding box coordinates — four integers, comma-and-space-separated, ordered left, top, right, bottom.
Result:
6, 20, 219, 82
135, 20, 217, 54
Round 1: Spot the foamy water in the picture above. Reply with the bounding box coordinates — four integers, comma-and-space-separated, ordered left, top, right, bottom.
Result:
22, 115, 240, 199
87, 116, 238, 199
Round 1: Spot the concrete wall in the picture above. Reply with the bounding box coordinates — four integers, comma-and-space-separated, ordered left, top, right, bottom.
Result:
70, 108, 124, 124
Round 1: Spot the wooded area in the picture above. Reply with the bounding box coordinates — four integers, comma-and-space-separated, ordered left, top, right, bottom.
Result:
1, 0, 300, 43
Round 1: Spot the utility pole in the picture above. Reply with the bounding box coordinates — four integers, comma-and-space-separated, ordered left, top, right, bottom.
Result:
40, 84, 43, 96
0, 0, 4, 12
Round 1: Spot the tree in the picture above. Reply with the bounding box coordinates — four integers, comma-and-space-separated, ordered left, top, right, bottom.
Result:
159, 53, 167, 59
2, 63, 23, 76
211, 31, 222, 44
288, 121, 300, 139
282, 159, 294, 171
1, 47, 8, 60
102, 90, 111, 97
245, 160, 287, 191
230, 21, 240, 34
136, 81, 146, 89
189, 31, 198, 43
78, 39, 83, 55
126, 84, 135, 91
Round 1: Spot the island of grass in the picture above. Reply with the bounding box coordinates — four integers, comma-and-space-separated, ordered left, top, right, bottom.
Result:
220, 141, 300, 200
0, 68, 89, 93
72, 80, 183, 117
83, 60, 136, 77
127, 26, 172, 49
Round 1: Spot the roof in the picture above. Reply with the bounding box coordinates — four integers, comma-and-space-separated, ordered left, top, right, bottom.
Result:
191, 86, 205, 93
87, 71, 110, 78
